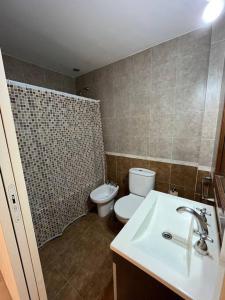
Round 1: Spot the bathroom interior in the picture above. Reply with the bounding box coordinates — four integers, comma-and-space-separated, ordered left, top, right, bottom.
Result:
1, 0, 225, 299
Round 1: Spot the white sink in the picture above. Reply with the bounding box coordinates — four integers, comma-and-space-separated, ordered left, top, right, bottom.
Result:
131, 196, 194, 276
111, 190, 223, 300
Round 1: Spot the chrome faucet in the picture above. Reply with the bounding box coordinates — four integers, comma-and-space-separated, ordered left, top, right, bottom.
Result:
176, 206, 213, 255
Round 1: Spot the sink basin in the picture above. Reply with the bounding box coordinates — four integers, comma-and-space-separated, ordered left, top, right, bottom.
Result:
131, 197, 194, 276
111, 190, 221, 300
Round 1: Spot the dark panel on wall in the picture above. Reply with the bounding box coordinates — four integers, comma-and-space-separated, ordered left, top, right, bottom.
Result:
106, 154, 213, 204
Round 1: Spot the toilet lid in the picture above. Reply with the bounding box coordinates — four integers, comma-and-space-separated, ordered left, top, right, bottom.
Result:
114, 194, 144, 220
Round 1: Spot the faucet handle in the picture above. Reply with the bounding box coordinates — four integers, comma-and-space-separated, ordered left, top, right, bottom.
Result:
198, 232, 214, 243
206, 236, 214, 243
194, 231, 213, 243
196, 207, 211, 216
196, 207, 211, 223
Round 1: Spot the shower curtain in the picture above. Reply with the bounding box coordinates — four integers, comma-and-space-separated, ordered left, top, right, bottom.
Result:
8, 81, 105, 247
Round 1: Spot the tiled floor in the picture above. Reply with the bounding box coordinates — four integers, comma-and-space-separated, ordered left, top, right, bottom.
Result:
39, 212, 122, 300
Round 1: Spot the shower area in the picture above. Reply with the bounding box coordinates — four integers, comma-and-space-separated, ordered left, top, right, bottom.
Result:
5, 80, 117, 299
8, 80, 105, 247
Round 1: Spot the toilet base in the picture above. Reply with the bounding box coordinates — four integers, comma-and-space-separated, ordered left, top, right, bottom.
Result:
97, 199, 114, 218
115, 213, 128, 224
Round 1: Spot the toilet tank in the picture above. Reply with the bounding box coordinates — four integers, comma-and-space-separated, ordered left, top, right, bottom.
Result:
129, 168, 155, 197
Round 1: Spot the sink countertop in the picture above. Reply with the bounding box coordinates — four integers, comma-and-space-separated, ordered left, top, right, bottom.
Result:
110, 190, 225, 300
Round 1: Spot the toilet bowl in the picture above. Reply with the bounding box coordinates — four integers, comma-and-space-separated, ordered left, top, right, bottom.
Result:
114, 168, 155, 224
114, 193, 144, 224
90, 183, 119, 217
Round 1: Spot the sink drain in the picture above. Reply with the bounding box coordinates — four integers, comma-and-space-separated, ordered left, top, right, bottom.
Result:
162, 232, 172, 240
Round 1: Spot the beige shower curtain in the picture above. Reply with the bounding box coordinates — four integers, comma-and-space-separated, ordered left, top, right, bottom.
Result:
8, 81, 105, 247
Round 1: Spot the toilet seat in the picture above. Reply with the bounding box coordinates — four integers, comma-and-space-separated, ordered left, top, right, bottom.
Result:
114, 194, 144, 223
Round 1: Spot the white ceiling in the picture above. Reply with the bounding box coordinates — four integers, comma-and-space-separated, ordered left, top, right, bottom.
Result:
0, 0, 209, 77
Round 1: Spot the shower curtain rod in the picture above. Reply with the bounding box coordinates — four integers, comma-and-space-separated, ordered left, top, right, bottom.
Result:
7, 80, 100, 103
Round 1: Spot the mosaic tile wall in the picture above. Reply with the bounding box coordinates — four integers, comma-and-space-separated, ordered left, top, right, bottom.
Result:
8, 82, 105, 247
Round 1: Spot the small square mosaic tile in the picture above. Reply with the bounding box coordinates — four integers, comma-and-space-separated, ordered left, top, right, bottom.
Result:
8, 82, 105, 247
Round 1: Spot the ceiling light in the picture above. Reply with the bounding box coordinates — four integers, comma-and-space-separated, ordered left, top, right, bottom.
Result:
202, 0, 224, 23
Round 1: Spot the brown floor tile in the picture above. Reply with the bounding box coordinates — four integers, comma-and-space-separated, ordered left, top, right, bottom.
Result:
69, 252, 112, 300
39, 213, 116, 300
42, 265, 67, 299
56, 282, 82, 300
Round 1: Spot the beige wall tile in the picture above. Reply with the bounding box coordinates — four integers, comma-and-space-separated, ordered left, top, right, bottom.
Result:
175, 83, 206, 112
172, 138, 200, 162
173, 111, 203, 138
201, 112, 218, 139
176, 52, 209, 88
77, 28, 213, 166
211, 12, 225, 44
149, 112, 173, 138
177, 27, 211, 56
3, 54, 76, 93
148, 137, 172, 159
150, 87, 175, 114
198, 139, 214, 167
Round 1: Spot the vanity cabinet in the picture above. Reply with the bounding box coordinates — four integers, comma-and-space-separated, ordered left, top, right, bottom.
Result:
112, 252, 183, 300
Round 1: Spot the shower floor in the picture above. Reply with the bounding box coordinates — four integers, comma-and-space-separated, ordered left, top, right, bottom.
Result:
39, 212, 122, 300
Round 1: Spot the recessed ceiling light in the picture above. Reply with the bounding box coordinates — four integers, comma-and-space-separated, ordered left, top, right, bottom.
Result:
202, 0, 224, 23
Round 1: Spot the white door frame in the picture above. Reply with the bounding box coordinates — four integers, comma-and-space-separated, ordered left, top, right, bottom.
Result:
0, 168, 29, 300
0, 49, 47, 299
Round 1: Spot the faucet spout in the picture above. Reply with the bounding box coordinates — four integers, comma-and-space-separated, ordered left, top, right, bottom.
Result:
176, 206, 208, 235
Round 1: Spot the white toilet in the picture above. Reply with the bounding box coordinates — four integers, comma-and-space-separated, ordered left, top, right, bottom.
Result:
90, 183, 119, 217
114, 168, 155, 224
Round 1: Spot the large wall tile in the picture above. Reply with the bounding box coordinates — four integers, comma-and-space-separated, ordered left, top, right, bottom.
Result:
129, 116, 148, 137
117, 135, 132, 154
211, 12, 225, 44
149, 112, 173, 138
148, 137, 172, 159
172, 138, 200, 162
129, 136, 147, 156
152, 39, 177, 65
204, 41, 225, 112
152, 61, 176, 90
170, 164, 197, 189
3, 54, 76, 93
22, 64, 46, 87
77, 28, 212, 166
177, 27, 211, 56
150, 87, 175, 114
102, 117, 118, 137
173, 112, 203, 138
104, 135, 118, 152
176, 52, 209, 88
201, 112, 218, 139
3, 55, 26, 82
198, 139, 214, 166
149, 161, 171, 183
117, 156, 131, 174
175, 83, 206, 112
